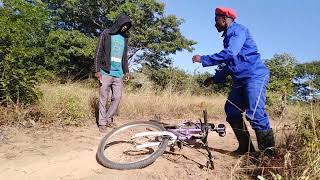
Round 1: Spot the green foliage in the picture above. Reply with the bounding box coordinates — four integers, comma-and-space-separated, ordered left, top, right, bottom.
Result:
44, 0, 114, 37
281, 108, 320, 179
132, 66, 231, 95
45, 0, 196, 69
142, 66, 192, 92
112, 0, 196, 68
298, 112, 320, 152
295, 60, 320, 89
0, 0, 195, 104
193, 72, 231, 95
265, 53, 298, 105
265, 53, 298, 94
45, 29, 96, 78
0, 0, 49, 105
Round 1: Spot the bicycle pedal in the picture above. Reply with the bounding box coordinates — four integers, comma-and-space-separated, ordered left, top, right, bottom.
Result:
219, 132, 226, 137
217, 124, 226, 136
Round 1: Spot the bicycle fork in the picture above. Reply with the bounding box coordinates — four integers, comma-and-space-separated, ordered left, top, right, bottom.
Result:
202, 110, 214, 170
202, 134, 214, 169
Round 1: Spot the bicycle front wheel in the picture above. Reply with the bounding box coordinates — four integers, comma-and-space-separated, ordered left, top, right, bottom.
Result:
96, 121, 169, 170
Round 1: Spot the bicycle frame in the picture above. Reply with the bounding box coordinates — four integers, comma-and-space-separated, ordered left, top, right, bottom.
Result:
131, 111, 226, 169
132, 122, 203, 148
133, 120, 225, 148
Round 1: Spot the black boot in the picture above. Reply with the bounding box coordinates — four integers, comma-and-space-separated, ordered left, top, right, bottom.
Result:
255, 129, 275, 156
228, 120, 256, 155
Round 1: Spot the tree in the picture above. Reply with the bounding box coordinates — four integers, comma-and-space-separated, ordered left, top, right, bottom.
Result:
265, 53, 297, 106
193, 72, 231, 95
292, 61, 320, 102
265, 53, 298, 94
295, 61, 320, 90
45, 0, 196, 69
44, 0, 114, 37
0, 0, 49, 105
45, 29, 96, 79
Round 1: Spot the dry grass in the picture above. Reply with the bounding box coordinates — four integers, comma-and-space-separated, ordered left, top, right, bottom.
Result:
42, 82, 227, 122
38, 83, 97, 126
0, 83, 226, 127
119, 89, 226, 120
232, 102, 320, 180
1, 82, 319, 179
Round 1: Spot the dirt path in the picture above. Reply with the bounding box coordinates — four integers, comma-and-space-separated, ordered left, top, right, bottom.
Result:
0, 118, 267, 180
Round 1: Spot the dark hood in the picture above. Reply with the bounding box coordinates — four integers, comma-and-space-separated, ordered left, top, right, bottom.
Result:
109, 13, 132, 35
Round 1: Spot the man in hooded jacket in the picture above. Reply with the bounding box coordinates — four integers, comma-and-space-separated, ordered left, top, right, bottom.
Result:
94, 13, 132, 133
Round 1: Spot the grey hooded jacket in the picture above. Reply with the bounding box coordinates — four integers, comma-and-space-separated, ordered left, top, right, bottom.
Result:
94, 13, 132, 74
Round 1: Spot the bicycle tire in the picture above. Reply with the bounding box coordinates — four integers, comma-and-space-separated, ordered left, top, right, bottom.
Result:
96, 121, 169, 170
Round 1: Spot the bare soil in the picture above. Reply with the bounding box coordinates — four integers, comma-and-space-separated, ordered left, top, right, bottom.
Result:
0, 116, 283, 180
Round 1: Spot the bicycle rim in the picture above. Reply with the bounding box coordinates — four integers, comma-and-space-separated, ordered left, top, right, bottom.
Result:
97, 121, 169, 169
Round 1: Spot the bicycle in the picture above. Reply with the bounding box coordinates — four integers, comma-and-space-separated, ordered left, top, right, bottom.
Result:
96, 110, 226, 170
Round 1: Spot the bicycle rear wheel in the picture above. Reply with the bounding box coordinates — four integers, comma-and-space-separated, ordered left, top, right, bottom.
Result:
96, 121, 169, 170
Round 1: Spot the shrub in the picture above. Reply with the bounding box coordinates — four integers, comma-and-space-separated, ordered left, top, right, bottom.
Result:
0, 0, 49, 105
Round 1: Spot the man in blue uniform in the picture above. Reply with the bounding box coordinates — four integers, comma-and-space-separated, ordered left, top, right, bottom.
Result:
192, 7, 275, 155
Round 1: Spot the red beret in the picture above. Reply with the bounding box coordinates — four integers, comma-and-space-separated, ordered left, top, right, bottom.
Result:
215, 7, 237, 19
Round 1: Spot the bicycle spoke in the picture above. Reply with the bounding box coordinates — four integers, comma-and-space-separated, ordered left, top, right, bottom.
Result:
102, 124, 163, 164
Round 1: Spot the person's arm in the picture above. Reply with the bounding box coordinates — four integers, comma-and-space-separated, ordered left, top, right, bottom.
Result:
212, 65, 229, 83
204, 65, 229, 86
123, 38, 130, 81
94, 30, 106, 80
123, 38, 129, 73
201, 28, 246, 67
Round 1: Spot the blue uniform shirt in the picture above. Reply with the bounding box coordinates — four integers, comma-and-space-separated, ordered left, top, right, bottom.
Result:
201, 22, 269, 84
203, 22, 271, 130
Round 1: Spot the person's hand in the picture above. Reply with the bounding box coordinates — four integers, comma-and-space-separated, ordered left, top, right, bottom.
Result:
192, 55, 201, 63
95, 72, 102, 82
124, 73, 131, 82
204, 77, 213, 87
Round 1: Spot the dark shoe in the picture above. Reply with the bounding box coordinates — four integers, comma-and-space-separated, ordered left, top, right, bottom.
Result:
255, 129, 275, 156
106, 121, 117, 128
98, 125, 108, 133
228, 120, 256, 155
